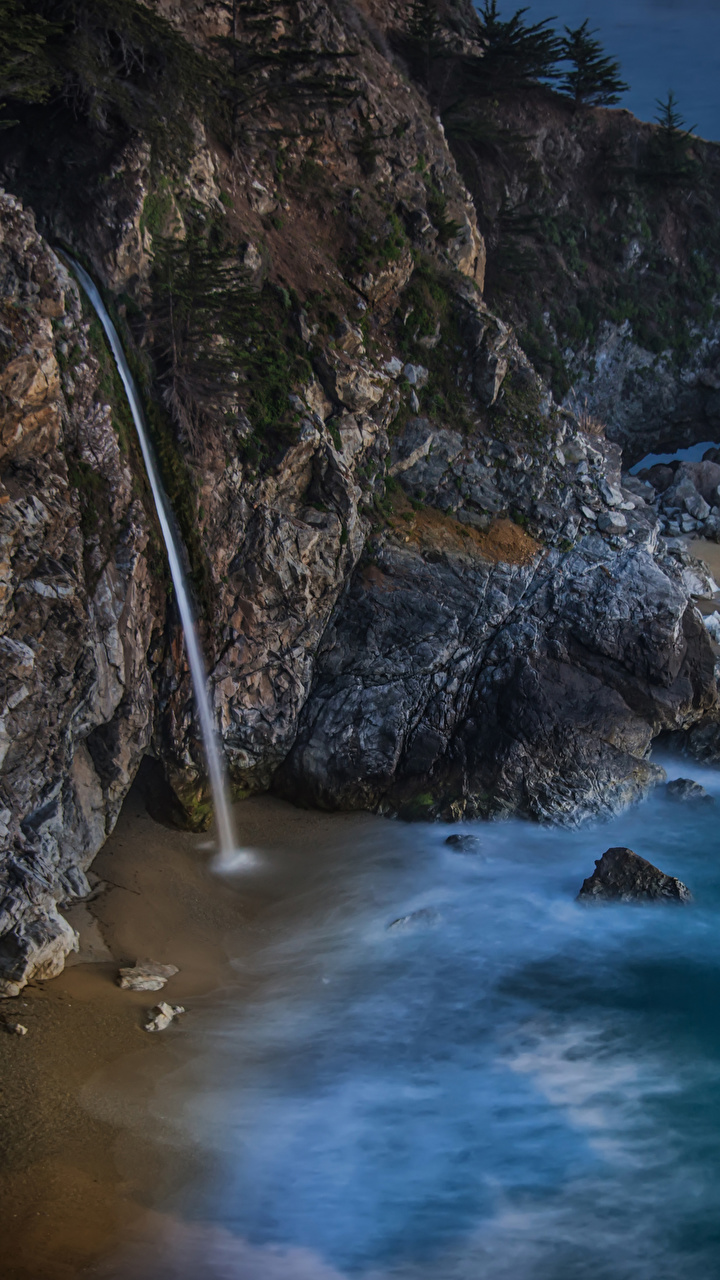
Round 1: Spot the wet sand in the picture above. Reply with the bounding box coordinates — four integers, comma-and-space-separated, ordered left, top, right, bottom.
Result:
690, 537, 720, 588
0, 784, 372, 1280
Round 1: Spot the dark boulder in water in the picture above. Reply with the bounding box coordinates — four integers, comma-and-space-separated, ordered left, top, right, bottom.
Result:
445, 834, 482, 853
578, 847, 692, 904
666, 778, 714, 805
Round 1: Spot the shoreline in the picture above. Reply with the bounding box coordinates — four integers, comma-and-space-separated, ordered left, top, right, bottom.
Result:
0, 784, 358, 1280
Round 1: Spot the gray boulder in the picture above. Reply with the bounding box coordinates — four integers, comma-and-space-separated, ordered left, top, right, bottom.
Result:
639, 463, 675, 493
597, 510, 627, 533
117, 961, 180, 992
666, 777, 714, 805
577, 846, 692, 904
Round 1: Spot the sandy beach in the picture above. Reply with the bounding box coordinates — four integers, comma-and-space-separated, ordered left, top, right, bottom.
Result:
0, 781, 373, 1280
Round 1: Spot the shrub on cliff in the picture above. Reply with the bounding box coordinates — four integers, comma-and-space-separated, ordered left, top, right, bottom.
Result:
150, 215, 309, 460
0, 0, 218, 160
0, 0, 58, 125
212, 0, 360, 147
644, 90, 699, 187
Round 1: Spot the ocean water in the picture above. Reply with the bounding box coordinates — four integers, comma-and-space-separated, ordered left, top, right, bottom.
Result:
492, 0, 720, 142
97, 758, 720, 1280
629, 439, 720, 472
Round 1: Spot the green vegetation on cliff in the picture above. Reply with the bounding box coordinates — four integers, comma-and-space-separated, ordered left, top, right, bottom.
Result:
149, 211, 311, 468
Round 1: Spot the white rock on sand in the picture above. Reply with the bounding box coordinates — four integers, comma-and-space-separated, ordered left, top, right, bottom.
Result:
144, 1003, 185, 1033
117, 962, 179, 992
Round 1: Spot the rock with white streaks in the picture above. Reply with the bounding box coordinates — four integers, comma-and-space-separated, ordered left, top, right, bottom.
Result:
144, 1003, 186, 1032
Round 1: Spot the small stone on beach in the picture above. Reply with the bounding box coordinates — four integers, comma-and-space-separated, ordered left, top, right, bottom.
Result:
5, 1022, 28, 1035
144, 1002, 185, 1033
117, 962, 179, 992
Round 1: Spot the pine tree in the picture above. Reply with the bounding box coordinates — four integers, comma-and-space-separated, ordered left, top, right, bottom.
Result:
408, 0, 441, 44
404, 0, 444, 90
558, 21, 628, 106
475, 1, 563, 91
648, 89, 697, 186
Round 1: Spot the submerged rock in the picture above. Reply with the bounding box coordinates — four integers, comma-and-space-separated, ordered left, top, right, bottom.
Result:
144, 1002, 185, 1032
666, 778, 714, 805
577, 847, 692, 904
117, 962, 179, 992
445, 834, 482, 853
388, 908, 441, 931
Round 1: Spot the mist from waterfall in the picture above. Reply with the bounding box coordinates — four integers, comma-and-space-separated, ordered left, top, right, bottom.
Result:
68, 257, 237, 861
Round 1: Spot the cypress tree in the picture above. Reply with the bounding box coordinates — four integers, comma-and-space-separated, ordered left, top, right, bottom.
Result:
474, 1, 563, 91
558, 20, 628, 106
647, 89, 697, 186
408, 0, 441, 43
404, 0, 444, 90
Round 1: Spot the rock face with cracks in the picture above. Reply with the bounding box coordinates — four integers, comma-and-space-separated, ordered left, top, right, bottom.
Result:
0, 194, 163, 995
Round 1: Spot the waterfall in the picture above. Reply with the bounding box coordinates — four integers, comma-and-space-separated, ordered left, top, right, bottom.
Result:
68, 258, 238, 861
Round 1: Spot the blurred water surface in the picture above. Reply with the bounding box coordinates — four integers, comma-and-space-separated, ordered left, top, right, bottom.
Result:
94, 758, 720, 1279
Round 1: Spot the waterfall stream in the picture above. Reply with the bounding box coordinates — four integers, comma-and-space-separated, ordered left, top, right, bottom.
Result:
68, 258, 238, 861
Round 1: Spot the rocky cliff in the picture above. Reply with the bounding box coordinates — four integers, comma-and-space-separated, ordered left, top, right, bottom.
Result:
1, 0, 719, 990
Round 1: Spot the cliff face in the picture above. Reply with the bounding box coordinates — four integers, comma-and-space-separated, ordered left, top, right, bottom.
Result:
0, 0, 718, 989
0, 194, 164, 993
435, 86, 720, 464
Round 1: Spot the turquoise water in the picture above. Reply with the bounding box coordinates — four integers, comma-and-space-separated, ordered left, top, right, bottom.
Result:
101, 761, 720, 1279
493, 0, 720, 142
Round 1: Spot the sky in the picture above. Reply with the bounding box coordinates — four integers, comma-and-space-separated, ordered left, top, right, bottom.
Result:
491, 0, 720, 141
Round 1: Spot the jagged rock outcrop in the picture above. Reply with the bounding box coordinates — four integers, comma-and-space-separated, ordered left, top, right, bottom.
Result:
275, 533, 716, 821
578, 846, 692, 904
0, 193, 163, 993
0, 0, 719, 988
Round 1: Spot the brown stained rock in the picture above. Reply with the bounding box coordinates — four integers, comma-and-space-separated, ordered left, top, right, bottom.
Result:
355, 249, 415, 305
577, 847, 692, 904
